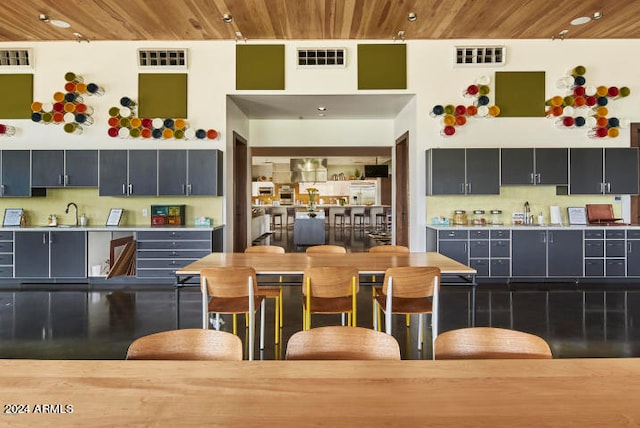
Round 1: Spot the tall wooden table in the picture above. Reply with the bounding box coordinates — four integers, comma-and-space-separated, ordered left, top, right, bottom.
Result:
175, 252, 477, 328
1, 358, 638, 426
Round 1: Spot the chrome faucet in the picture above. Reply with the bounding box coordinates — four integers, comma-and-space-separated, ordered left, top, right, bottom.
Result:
524, 201, 531, 225
65, 202, 79, 226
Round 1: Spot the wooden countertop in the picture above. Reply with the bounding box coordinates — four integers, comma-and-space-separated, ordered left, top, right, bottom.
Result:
1, 358, 638, 426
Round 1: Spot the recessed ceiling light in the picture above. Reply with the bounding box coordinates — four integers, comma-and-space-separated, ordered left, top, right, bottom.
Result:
50, 19, 71, 28
407, 12, 417, 22
559, 29, 569, 35
592, 11, 603, 20
570, 16, 591, 26
222, 14, 233, 23
317, 106, 326, 111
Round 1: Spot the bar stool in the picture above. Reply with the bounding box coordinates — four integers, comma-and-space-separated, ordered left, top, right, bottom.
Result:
343, 207, 352, 228
353, 208, 365, 228
271, 207, 284, 229
286, 207, 296, 228
375, 212, 386, 230
334, 212, 345, 228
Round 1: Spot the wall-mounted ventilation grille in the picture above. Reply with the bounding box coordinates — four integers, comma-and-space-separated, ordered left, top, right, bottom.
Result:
0, 49, 32, 67
138, 49, 187, 68
455, 46, 505, 66
297, 48, 346, 67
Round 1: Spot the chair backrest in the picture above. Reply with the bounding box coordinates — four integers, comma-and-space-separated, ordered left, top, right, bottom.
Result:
434, 327, 553, 360
306, 245, 346, 254
302, 266, 359, 297
286, 326, 401, 360
244, 245, 285, 254
369, 245, 410, 254
200, 267, 258, 298
382, 266, 440, 298
126, 329, 243, 361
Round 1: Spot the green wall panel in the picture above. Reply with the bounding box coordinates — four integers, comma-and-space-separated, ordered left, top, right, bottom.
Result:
495, 71, 545, 117
138, 73, 187, 118
0, 74, 33, 119
358, 44, 407, 90
236, 45, 285, 90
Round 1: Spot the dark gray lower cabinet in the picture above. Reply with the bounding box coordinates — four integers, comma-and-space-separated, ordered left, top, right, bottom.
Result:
15, 231, 86, 278
627, 231, 640, 276
512, 229, 582, 277
512, 230, 547, 277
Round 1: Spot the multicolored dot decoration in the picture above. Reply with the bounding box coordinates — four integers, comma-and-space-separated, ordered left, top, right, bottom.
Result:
107, 96, 219, 140
0, 124, 16, 137
30, 72, 102, 135
548, 66, 630, 138
430, 75, 500, 136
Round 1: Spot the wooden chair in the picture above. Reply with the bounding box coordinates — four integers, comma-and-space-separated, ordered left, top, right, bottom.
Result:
434, 327, 553, 360
305, 244, 346, 254
368, 245, 410, 254
200, 267, 265, 360
302, 266, 359, 330
373, 266, 440, 357
285, 326, 400, 360
126, 329, 243, 361
245, 245, 285, 345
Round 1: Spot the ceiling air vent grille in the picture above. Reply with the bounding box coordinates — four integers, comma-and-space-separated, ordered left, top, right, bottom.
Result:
297, 48, 346, 68
0, 49, 32, 67
137, 49, 187, 68
455, 46, 505, 66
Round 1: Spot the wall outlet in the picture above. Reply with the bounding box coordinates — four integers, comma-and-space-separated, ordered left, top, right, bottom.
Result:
142, 209, 148, 217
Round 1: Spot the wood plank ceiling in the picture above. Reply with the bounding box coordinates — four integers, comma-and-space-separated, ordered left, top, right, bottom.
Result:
0, 0, 638, 42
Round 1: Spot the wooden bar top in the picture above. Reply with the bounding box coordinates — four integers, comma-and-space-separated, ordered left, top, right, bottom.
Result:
176, 252, 476, 276
0, 359, 638, 426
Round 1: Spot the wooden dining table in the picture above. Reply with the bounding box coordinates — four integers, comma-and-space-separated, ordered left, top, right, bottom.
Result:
1, 358, 638, 426
174, 251, 477, 327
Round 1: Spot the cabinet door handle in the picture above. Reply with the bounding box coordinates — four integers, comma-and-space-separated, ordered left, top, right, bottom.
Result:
606, 182, 611, 193
58, 174, 63, 186
64, 175, 69, 186
0, 184, 4, 196
182, 184, 187, 195
629, 242, 633, 253
548, 232, 554, 243
529, 173, 535, 184
187, 184, 192, 195
459, 183, 465, 194
42, 233, 47, 245
467, 183, 472, 194
541, 232, 547, 243
128, 184, 133, 195
464, 243, 467, 253
536, 173, 541, 184
122, 184, 127, 195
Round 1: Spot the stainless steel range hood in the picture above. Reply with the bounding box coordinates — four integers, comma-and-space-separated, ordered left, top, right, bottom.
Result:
290, 158, 327, 183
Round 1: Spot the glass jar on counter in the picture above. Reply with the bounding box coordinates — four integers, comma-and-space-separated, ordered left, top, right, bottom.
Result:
490, 210, 503, 225
452, 210, 467, 225
472, 210, 486, 225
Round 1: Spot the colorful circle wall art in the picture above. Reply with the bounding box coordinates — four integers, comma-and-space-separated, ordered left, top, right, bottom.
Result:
430, 75, 500, 137
549, 66, 630, 138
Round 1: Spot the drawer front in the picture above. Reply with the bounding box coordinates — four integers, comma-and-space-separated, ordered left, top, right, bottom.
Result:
627, 230, 640, 239
136, 269, 180, 278
490, 230, 510, 239
585, 259, 604, 276
584, 230, 604, 239
490, 240, 510, 258
605, 260, 626, 277
137, 230, 211, 241
605, 241, 626, 258
0, 254, 13, 265
137, 240, 211, 250
606, 230, 625, 239
137, 250, 210, 259
469, 259, 489, 276
0, 242, 13, 252
490, 259, 510, 277
0, 231, 13, 240
469, 230, 489, 239
439, 230, 468, 240
469, 240, 489, 258
0, 266, 13, 277
584, 240, 604, 257
137, 258, 200, 269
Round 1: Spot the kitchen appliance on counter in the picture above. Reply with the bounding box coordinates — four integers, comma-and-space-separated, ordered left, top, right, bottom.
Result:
258, 186, 274, 196
151, 204, 185, 225
279, 186, 295, 205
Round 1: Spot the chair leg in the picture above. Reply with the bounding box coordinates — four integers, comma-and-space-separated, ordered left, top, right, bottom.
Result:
406, 314, 411, 327
260, 300, 266, 351
248, 312, 255, 361
341, 313, 346, 326
274, 295, 280, 345
418, 314, 424, 351
215, 313, 221, 331
233, 314, 237, 335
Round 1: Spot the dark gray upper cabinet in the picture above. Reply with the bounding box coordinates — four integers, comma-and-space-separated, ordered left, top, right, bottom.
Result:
1, 150, 31, 197
32, 150, 98, 188
501, 148, 567, 185
158, 149, 223, 196
426, 148, 499, 195
188, 149, 223, 196
570, 148, 639, 195
99, 150, 157, 196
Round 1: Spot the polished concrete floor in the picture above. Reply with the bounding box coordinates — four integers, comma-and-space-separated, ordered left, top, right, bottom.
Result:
0, 225, 639, 360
